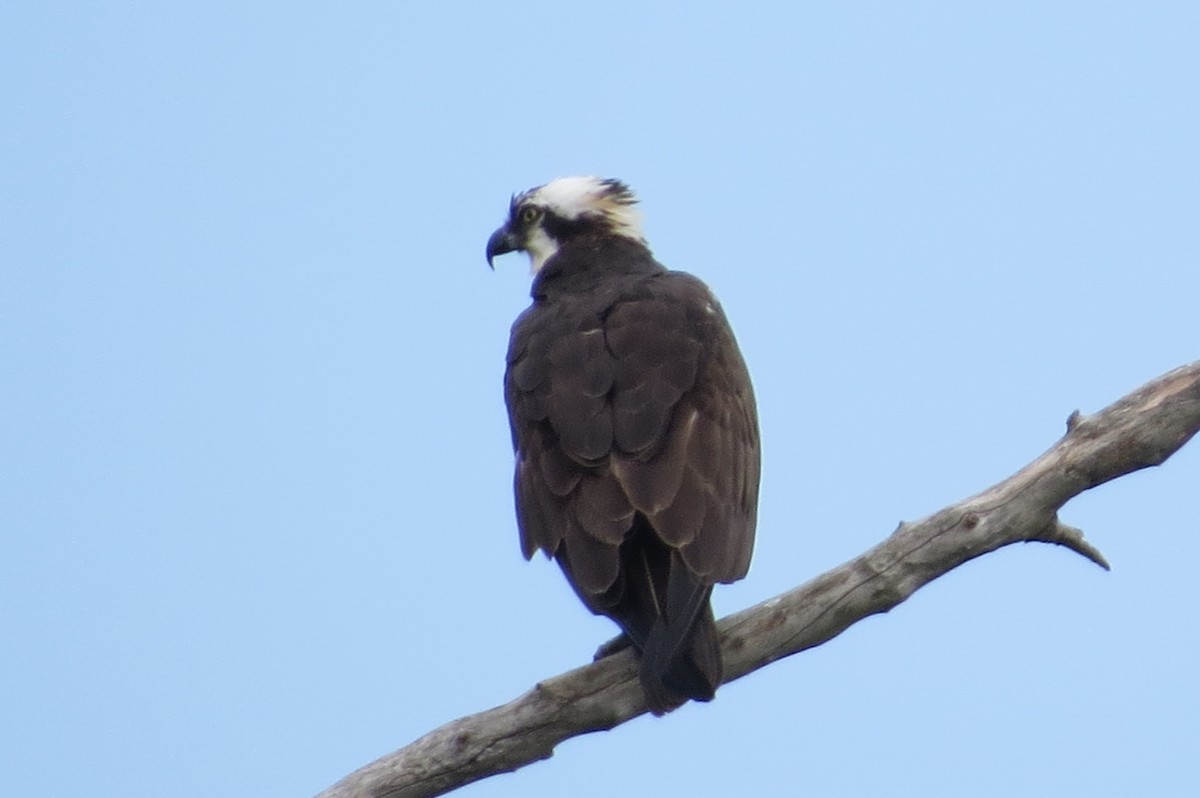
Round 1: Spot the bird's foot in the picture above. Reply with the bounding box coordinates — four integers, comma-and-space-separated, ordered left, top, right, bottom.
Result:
593, 633, 633, 661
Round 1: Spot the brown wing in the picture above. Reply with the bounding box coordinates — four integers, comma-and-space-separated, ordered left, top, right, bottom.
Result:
504, 270, 759, 594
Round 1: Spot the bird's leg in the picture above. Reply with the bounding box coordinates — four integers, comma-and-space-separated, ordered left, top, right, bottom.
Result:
593, 633, 634, 661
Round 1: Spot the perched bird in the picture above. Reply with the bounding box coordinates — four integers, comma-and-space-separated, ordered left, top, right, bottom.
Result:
488, 176, 759, 714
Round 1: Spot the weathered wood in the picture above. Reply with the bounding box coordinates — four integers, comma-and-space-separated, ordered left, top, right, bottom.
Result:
316, 361, 1200, 798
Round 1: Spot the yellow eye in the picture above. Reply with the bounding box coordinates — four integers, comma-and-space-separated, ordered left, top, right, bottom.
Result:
520, 205, 541, 224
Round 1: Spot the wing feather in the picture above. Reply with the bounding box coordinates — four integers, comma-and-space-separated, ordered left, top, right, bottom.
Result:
572, 474, 636, 545
562, 518, 621, 594
505, 269, 759, 600
514, 454, 552, 559
536, 437, 583, 497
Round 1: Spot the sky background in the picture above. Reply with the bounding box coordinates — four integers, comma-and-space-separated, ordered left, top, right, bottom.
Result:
3, 3, 1198, 796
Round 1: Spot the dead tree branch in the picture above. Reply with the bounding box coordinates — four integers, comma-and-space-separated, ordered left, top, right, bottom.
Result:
316, 361, 1200, 798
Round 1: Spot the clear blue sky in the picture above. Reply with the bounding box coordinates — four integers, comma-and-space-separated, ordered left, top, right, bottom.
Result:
3, 3, 1198, 796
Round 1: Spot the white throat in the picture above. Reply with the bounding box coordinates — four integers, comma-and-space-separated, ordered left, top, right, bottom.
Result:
524, 225, 559, 274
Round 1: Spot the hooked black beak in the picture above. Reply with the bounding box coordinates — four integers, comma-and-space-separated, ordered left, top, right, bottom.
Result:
486, 224, 519, 269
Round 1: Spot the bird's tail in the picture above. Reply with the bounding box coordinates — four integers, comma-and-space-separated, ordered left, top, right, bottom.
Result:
594, 525, 726, 715
640, 604, 722, 714
638, 585, 723, 715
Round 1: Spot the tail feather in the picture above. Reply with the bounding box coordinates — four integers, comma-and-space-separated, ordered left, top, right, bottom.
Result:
569, 519, 726, 715
639, 602, 722, 714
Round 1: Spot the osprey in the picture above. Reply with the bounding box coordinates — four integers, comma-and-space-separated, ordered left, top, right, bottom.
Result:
487, 176, 759, 714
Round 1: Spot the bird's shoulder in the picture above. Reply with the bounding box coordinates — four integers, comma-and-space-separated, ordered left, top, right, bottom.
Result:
506, 263, 744, 458
508, 266, 723, 363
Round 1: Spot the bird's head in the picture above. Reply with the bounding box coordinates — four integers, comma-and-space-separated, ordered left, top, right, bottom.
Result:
486, 176, 646, 273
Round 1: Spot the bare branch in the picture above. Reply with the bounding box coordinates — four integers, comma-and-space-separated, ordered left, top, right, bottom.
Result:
316, 361, 1200, 798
